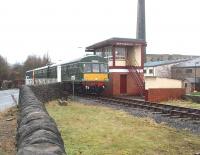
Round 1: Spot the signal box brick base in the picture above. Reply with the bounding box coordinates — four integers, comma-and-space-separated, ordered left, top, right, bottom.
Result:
103, 72, 143, 96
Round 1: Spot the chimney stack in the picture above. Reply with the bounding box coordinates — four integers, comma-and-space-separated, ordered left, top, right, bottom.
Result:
136, 0, 146, 61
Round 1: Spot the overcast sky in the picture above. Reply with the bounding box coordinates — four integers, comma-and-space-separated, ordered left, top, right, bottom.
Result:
0, 0, 200, 64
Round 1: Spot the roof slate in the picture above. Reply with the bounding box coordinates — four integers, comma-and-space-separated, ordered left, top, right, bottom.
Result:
144, 59, 189, 67
184, 77, 200, 83
85, 37, 146, 51
173, 57, 200, 68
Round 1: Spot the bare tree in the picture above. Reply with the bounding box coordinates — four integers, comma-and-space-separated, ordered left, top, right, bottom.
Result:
9, 63, 24, 80
42, 53, 51, 66
0, 53, 51, 82
0, 55, 9, 80
23, 53, 51, 73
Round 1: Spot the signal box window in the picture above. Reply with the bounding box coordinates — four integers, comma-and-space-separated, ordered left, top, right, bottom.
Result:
100, 64, 108, 72
144, 69, 146, 74
115, 47, 126, 59
104, 47, 112, 58
83, 64, 91, 73
92, 64, 100, 72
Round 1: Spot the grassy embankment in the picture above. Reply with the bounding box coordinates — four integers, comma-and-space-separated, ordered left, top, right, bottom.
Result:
191, 92, 200, 96
162, 100, 200, 109
46, 101, 200, 155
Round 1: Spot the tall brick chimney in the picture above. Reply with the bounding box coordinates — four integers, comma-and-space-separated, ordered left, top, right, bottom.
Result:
136, 0, 146, 62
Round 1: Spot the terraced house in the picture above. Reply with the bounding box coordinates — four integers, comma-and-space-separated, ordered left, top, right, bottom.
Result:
144, 59, 189, 78
144, 59, 188, 96
171, 57, 200, 92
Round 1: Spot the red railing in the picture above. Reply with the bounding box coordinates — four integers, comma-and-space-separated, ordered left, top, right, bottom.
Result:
126, 59, 145, 96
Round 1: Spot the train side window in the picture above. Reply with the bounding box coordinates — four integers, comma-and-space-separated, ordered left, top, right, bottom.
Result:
83, 64, 91, 73
79, 64, 83, 72
64, 65, 68, 73
47, 67, 50, 78
100, 64, 108, 72
66, 66, 69, 73
92, 64, 100, 72
52, 67, 57, 78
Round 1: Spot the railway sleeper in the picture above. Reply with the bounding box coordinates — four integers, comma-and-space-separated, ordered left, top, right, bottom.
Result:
99, 99, 171, 114
170, 110, 200, 119
113, 98, 200, 114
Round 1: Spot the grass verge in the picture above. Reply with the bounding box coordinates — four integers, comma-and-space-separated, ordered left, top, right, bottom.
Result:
46, 101, 200, 155
191, 92, 200, 96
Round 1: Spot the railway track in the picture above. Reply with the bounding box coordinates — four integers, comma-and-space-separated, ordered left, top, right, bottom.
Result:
80, 95, 200, 120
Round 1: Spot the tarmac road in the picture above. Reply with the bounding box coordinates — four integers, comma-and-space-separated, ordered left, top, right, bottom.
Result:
0, 89, 19, 112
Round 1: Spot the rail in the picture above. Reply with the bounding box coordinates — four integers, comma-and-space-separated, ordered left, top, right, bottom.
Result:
81, 95, 200, 120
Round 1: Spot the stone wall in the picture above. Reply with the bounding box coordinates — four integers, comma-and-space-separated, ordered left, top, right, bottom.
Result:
17, 86, 67, 155
30, 83, 67, 103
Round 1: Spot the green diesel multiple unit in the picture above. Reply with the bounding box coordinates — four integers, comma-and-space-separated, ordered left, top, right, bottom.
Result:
25, 55, 109, 94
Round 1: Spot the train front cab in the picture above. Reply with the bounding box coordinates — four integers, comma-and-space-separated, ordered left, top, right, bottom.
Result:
61, 56, 109, 94
82, 62, 109, 94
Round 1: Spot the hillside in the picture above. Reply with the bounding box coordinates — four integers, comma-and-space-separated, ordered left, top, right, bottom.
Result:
146, 54, 199, 62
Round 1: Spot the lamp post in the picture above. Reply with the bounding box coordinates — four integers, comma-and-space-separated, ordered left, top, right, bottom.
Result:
194, 62, 199, 91
71, 75, 75, 101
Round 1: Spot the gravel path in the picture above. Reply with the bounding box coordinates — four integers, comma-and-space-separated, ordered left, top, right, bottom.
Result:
74, 96, 200, 135
0, 107, 17, 155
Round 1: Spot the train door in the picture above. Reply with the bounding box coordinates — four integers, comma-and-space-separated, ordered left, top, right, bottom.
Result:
120, 74, 127, 94
57, 65, 62, 82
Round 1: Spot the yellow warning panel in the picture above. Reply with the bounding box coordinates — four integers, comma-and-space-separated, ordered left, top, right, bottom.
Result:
83, 73, 108, 81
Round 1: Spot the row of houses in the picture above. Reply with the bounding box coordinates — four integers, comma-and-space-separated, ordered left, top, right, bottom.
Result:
0, 80, 25, 90
144, 57, 200, 94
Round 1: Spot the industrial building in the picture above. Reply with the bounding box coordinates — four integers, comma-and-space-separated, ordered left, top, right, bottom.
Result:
144, 59, 189, 78
172, 57, 200, 92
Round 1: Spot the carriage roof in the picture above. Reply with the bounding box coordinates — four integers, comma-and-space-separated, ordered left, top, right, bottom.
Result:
60, 55, 107, 65
26, 55, 107, 73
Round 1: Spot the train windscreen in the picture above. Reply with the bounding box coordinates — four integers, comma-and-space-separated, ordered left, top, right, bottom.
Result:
83, 63, 108, 73
92, 64, 100, 72
100, 64, 108, 73
83, 64, 91, 73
